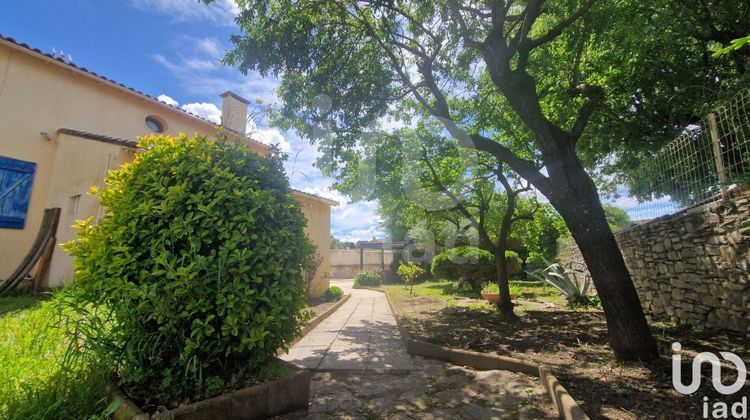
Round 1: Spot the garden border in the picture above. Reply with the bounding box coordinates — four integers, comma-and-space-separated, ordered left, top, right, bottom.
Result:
111, 297, 350, 419
111, 359, 311, 420
286, 293, 351, 349
380, 287, 589, 420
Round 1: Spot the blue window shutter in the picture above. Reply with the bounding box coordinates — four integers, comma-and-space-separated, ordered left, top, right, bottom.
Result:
0, 156, 36, 229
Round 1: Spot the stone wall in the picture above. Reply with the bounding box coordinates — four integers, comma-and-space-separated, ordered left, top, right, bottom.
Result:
560, 187, 749, 335
616, 188, 749, 335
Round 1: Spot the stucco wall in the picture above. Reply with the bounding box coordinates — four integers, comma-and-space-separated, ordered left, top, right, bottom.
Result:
0, 41, 332, 292
295, 193, 332, 297
330, 249, 395, 279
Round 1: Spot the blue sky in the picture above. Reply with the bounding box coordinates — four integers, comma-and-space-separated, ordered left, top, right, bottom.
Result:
0, 0, 383, 242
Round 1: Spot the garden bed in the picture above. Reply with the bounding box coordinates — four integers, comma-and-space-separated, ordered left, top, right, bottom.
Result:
112, 358, 311, 420
384, 280, 749, 419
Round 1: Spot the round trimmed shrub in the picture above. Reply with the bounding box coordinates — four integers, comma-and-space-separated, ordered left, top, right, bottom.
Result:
64, 135, 314, 404
324, 286, 344, 301
353, 271, 381, 288
431, 246, 520, 292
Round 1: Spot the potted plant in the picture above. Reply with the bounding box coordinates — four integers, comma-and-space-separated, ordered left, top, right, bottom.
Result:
64, 135, 315, 419
480, 283, 517, 303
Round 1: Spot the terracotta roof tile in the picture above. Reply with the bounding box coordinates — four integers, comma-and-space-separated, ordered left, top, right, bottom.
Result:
57, 128, 138, 148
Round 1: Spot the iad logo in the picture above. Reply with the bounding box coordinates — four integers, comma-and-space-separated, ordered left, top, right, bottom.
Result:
672, 342, 748, 419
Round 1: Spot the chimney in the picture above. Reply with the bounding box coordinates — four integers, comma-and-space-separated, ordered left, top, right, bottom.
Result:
220, 91, 249, 135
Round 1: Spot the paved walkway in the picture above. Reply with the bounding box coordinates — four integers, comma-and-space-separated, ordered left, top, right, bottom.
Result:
281, 281, 414, 371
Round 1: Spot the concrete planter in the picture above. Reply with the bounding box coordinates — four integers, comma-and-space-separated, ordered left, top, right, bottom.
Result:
112, 359, 311, 420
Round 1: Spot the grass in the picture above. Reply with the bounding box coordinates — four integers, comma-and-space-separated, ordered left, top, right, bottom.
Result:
484, 280, 568, 307
0, 292, 111, 419
385, 279, 567, 312
0, 292, 48, 315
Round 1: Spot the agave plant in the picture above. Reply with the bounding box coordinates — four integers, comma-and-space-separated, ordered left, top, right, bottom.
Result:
528, 259, 594, 306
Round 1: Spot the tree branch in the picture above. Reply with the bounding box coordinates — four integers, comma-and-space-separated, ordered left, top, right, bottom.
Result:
570, 83, 605, 144
526, 0, 598, 50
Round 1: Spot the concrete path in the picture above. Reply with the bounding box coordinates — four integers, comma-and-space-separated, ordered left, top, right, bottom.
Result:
281, 281, 414, 371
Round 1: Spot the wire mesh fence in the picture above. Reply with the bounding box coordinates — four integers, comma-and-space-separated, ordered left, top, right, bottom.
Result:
610, 88, 750, 222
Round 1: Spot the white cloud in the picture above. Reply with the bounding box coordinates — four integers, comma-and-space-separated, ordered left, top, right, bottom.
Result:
194, 37, 223, 58
250, 127, 292, 153
130, 0, 239, 26
148, 28, 385, 242
153, 37, 278, 106
157, 94, 179, 106
181, 102, 221, 124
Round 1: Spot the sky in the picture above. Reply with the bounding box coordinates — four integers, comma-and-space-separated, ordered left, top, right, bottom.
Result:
0, 0, 383, 242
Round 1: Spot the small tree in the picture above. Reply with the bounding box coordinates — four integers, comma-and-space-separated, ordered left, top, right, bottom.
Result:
397, 261, 425, 294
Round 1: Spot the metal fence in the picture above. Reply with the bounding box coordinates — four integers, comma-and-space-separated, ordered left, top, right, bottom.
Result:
610, 88, 750, 221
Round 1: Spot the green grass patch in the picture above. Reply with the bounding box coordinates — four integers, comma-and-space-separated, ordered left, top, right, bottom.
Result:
484, 280, 568, 306
0, 293, 111, 419
385, 279, 567, 313
0, 293, 47, 316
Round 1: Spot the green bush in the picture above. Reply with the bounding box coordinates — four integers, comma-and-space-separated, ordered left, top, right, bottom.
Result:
324, 286, 344, 301
63, 134, 313, 406
431, 247, 520, 293
353, 271, 381, 288
389, 250, 405, 283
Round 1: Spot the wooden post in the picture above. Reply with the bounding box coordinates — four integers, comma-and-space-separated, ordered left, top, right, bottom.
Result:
708, 113, 728, 200
381, 248, 385, 271
359, 247, 364, 271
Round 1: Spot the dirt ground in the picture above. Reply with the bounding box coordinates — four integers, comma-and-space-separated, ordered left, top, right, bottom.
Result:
388, 288, 749, 419
281, 356, 555, 419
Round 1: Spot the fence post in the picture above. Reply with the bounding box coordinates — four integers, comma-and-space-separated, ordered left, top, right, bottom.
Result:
707, 113, 728, 200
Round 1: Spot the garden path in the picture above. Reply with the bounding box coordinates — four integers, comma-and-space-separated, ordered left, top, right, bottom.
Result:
280, 280, 414, 371
281, 280, 554, 418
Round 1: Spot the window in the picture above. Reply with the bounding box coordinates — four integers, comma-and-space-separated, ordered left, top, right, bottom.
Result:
69, 194, 81, 215
0, 156, 36, 229
145, 115, 165, 133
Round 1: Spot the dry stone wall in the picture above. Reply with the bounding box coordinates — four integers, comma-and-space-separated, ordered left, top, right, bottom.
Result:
562, 188, 749, 335
616, 188, 749, 335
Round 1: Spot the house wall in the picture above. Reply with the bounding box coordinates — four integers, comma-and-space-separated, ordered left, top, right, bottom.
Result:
0, 41, 332, 291
295, 193, 332, 297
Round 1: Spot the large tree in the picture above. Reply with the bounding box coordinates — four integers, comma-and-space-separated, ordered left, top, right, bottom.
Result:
217, 0, 661, 360
349, 126, 543, 316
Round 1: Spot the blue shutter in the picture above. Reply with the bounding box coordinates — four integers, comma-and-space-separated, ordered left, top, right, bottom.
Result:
0, 156, 36, 229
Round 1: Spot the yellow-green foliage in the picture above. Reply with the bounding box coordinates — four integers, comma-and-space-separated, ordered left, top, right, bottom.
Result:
63, 134, 314, 404
397, 261, 425, 291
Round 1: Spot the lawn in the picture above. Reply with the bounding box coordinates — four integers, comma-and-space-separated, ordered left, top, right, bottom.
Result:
0, 293, 112, 419
385, 279, 568, 313
385, 279, 749, 419
0, 291, 338, 419
0, 292, 49, 315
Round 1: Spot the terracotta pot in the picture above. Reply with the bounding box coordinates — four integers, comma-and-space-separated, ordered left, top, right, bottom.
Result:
480, 292, 517, 303
481, 292, 500, 303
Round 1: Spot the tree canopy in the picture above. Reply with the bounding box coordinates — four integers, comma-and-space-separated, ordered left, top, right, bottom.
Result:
207, 0, 750, 359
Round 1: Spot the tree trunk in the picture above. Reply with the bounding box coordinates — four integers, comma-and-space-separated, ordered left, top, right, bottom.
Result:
494, 249, 514, 317
547, 152, 659, 361
494, 174, 517, 318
